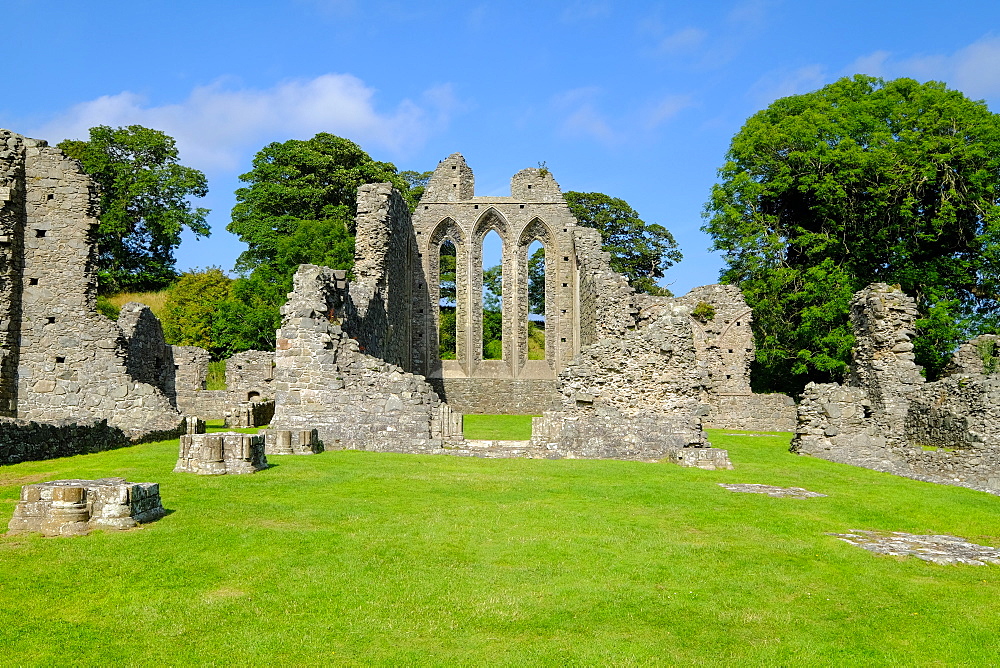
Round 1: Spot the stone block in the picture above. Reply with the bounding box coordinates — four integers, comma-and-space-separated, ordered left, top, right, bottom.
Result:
665, 448, 734, 470
174, 432, 267, 475
7, 477, 165, 536
262, 428, 322, 455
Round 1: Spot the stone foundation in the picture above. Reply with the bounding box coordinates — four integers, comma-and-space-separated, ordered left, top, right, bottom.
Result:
262, 428, 322, 455
8, 478, 164, 536
174, 432, 267, 475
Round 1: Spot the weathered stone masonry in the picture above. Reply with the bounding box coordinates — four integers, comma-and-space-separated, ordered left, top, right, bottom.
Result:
0, 130, 183, 450
793, 283, 1000, 494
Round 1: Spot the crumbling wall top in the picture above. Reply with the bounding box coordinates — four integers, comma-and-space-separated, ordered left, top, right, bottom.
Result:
422, 153, 475, 202
510, 167, 563, 202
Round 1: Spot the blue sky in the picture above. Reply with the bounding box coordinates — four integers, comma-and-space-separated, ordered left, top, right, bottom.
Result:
6, 0, 1000, 295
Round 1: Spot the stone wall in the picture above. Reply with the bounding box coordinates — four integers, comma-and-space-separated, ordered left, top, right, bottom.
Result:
411, 155, 581, 386
0, 130, 27, 417
349, 184, 418, 370
118, 302, 175, 397
673, 284, 796, 432
574, 226, 639, 344
945, 335, 1000, 376
3, 131, 182, 439
530, 409, 707, 460
0, 417, 131, 465
427, 378, 560, 414
792, 283, 1000, 495
225, 349, 274, 401
269, 264, 462, 452
704, 393, 798, 432
556, 299, 706, 419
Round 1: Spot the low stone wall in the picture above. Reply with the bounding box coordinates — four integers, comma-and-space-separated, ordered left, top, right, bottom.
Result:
0, 417, 183, 466
705, 393, 797, 432
227, 400, 275, 428
529, 409, 708, 461
428, 378, 560, 414
793, 382, 1000, 495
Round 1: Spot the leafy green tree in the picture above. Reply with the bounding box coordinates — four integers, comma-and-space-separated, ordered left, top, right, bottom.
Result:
703, 75, 1000, 393
528, 247, 546, 315
564, 191, 682, 295
161, 268, 233, 357
228, 133, 411, 275
58, 125, 209, 294
221, 133, 418, 355
482, 264, 503, 359
400, 170, 433, 209
212, 267, 287, 357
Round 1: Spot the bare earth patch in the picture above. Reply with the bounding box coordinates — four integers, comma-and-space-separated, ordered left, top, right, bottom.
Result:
719, 483, 827, 498
830, 530, 1000, 565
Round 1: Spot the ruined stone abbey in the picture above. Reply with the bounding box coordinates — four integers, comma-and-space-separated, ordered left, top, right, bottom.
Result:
1, 128, 998, 495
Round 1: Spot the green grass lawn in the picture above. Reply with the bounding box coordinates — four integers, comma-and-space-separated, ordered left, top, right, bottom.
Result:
463, 414, 537, 440
1, 428, 999, 665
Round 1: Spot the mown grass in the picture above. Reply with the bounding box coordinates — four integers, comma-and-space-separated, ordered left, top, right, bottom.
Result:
463, 414, 537, 440
0, 429, 999, 665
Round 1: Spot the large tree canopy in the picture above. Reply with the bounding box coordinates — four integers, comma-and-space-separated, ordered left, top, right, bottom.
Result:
59, 125, 209, 294
565, 191, 682, 295
222, 133, 416, 352
228, 132, 413, 275
703, 75, 1000, 393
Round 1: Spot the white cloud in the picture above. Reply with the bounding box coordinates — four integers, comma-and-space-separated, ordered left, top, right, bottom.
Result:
748, 64, 828, 105
845, 50, 891, 78
29, 74, 456, 171
551, 87, 619, 145
845, 35, 1000, 101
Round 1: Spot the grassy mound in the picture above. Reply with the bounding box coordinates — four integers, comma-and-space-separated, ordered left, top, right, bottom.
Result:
1, 429, 999, 664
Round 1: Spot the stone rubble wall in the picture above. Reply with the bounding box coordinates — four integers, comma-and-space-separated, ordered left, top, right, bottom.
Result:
269, 264, 460, 453
704, 393, 798, 432
349, 184, 418, 371
118, 302, 176, 398
225, 349, 274, 400
672, 284, 796, 431
4, 131, 183, 440
556, 299, 707, 419
0, 417, 131, 465
529, 409, 708, 460
792, 283, 1000, 494
0, 130, 27, 416
427, 378, 560, 414
226, 400, 275, 428
945, 335, 1000, 376
573, 226, 638, 345
906, 375, 1000, 450
674, 284, 754, 395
